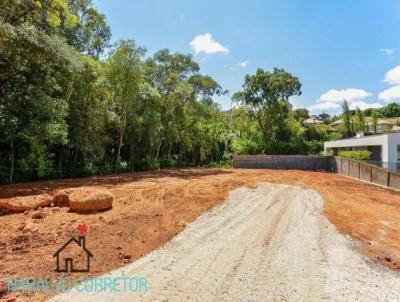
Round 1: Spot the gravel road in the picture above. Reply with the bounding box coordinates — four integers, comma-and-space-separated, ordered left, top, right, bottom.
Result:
50, 183, 400, 301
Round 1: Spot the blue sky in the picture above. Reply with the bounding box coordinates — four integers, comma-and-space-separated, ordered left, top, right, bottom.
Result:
94, 0, 400, 114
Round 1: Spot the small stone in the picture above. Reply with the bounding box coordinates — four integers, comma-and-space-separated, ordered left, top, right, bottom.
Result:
23, 221, 39, 233
31, 210, 45, 219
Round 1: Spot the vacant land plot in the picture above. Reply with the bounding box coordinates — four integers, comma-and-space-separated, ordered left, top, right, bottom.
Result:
51, 183, 400, 301
1, 168, 400, 301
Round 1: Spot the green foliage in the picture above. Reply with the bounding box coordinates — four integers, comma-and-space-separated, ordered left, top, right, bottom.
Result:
234, 68, 302, 154
341, 100, 353, 137
339, 150, 372, 161
371, 110, 379, 134
353, 107, 365, 133
380, 103, 400, 118
293, 108, 309, 121
1, 1, 350, 184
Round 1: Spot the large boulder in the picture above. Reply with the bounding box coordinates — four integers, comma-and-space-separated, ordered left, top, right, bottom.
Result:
0, 194, 52, 212
53, 189, 72, 207
68, 187, 113, 212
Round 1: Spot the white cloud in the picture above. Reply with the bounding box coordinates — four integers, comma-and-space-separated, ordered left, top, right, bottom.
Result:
189, 33, 229, 55
378, 85, 400, 103
308, 101, 341, 113
380, 48, 394, 55
316, 88, 372, 104
349, 101, 383, 110
309, 88, 376, 113
237, 60, 250, 67
383, 65, 400, 85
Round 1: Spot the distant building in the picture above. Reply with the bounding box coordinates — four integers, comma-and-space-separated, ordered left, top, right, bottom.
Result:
330, 117, 400, 133
303, 118, 324, 127
330, 119, 345, 131
324, 133, 400, 168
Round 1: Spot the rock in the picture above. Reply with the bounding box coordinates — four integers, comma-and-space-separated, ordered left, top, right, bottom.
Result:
22, 221, 39, 233
53, 190, 70, 207
31, 210, 46, 219
0, 194, 52, 212
51, 207, 61, 213
68, 187, 113, 212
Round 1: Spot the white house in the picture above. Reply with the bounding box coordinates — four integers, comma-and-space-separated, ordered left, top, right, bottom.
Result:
324, 133, 400, 167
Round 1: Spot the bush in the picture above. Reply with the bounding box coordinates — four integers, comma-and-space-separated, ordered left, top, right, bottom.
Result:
159, 159, 177, 168
206, 160, 232, 168
338, 150, 371, 160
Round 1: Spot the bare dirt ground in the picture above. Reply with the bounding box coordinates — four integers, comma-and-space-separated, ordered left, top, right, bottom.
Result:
50, 183, 400, 302
0, 168, 400, 301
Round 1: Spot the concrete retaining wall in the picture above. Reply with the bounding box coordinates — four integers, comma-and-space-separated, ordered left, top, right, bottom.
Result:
233, 154, 400, 191
333, 157, 400, 190
359, 164, 372, 182
233, 155, 333, 171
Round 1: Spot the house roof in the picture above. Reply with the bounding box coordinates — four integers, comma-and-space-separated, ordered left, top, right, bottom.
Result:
53, 236, 93, 257
304, 118, 324, 124
330, 117, 400, 127
330, 119, 344, 126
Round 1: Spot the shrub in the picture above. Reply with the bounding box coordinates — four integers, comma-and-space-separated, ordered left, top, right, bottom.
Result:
338, 150, 371, 160
206, 161, 232, 168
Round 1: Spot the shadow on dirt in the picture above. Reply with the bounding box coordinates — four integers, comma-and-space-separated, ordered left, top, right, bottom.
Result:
0, 168, 234, 199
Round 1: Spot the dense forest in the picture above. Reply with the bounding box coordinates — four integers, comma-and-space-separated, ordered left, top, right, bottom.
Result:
1, 1, 399, 184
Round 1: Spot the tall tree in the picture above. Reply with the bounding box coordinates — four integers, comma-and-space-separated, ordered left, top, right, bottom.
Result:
354, 107, 365, 133
105, 40, 145, 171
371, 110, 379, 134
234, 68, 302, 153
341, 100, 353, 137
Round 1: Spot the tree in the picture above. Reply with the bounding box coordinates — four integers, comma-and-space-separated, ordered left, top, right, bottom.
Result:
353, 107, 365, 133
318, 112, 330, 122
293, 108, 309, 121
235, 68, 302, 153
381, 103, 400, 118
105, 40, 145, 171
371, 110, 379, 134
64, 0, 111, 58
341, 100, 353, 137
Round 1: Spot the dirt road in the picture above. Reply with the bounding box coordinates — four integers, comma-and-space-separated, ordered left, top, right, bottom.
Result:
50, 183, 400, 301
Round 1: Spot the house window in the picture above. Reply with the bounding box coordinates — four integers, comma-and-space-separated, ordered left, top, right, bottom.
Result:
397, 145, 400, 161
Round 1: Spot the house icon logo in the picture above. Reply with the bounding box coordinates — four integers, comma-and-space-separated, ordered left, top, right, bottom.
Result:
53, 224, 93, 273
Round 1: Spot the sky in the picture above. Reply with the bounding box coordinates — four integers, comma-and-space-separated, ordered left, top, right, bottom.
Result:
94, 0, 400, 114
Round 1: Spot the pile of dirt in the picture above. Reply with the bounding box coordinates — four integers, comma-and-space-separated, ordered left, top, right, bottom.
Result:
1, 168, 400, 301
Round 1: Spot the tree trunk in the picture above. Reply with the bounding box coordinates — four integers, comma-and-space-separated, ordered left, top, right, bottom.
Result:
116, 111, 127, 172
128, 145, 135, 173
58, 149, 63, 179
9, 138, 14, 184
167, 143, 172, 160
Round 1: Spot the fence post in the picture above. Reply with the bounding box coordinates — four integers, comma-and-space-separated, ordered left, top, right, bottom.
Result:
348, 159, 350, 176
370, 166, 372, 182
387, 171, 391, 187
340, 157, 343, 174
